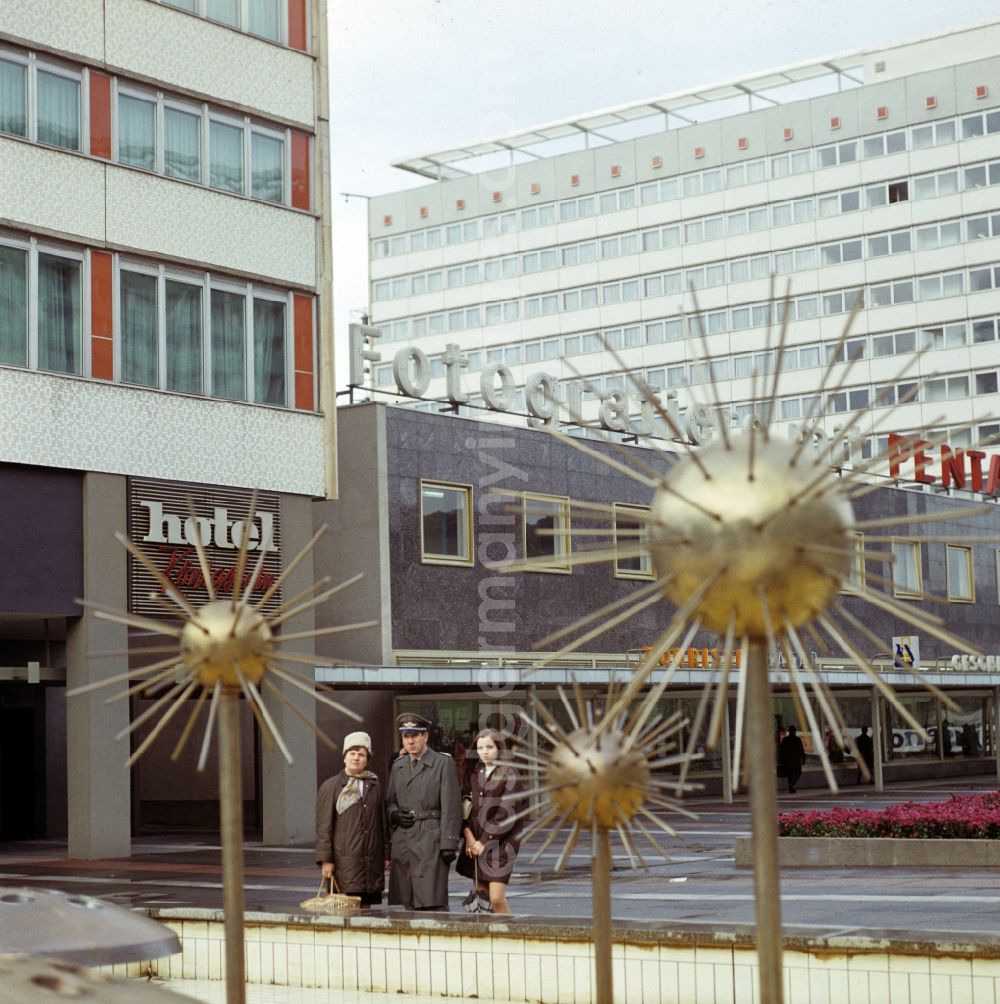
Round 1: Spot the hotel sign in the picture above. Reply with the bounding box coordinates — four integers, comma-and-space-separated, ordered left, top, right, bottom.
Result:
127, 478, 282, 617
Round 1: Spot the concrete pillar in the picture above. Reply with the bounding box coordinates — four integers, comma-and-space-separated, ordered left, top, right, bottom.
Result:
65, 473, 131, 859
993, 687, 1000, 782
720, 696, 733, 805
870, 688, 884, 791
261, 493, 317, 846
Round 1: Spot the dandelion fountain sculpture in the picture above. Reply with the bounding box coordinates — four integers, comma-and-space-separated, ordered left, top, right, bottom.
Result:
508, 291, 995, 1004
68, 498, 376, 1004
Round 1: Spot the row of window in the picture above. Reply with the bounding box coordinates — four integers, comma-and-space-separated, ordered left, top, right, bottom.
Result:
0, 237, 304, 408
371, 107, 1000, 259
373, 204, 997, 305
0, 46, 302, 207
161, 0, 291, 45
375, 314, 1000, 396
419, 480, 986, 603
385, 254, 1000, 346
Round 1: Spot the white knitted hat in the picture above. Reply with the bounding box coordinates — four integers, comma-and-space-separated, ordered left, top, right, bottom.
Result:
342, 731, 372, 753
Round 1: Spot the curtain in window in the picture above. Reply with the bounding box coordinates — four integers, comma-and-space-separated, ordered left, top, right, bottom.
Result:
210, 120, 243, 194
248, 0, 282, 40
164, 107, 200, 182
252, 298, 285, 405
37, 71, 80, 150
37, 253, 81, 374
0, 59, 27, 137
211, 289, 245, 400
250, 133, 283, 203
120, 270, 158, 387
118, 94, 156, 170
166, 280, 203, 393
0, 245, 27, 366
206, 0, 239, 26
892, 542, 919, 593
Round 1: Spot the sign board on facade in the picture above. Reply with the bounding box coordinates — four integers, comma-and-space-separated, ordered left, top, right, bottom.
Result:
892, 635, 919, 670
127, 478, 282, 617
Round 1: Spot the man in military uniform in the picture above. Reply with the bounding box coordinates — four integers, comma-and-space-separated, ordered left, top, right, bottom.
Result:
385, 713, 462, 910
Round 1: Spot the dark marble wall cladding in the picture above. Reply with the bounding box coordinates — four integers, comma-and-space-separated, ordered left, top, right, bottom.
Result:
0, 463, 83, 614
383, 406, 1000, 660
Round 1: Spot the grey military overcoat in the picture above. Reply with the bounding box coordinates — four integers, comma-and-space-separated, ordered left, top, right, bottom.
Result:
385, 747, 462, 909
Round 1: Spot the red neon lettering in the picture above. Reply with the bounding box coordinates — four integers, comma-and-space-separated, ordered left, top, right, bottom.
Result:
912, 440, 935, 484
967, 450, 986, 493
986, 455, 1000, 496
888, 433, 909, 477
940, 446, 966, 489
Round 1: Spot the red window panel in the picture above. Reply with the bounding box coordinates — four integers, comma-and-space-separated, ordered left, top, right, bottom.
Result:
783, 127, 793, 141
287, 0, 308, 51
876, 105, 888, 120
651, 155, 663, 168
293, 294, 315, 411
89, 72, 111, 160
90, 251, 114, 380
737, 137, 748, 151
570, 174, 579, 187
830, 116, 841, 130
290, 130, 311, 211
976, 85, 988, 99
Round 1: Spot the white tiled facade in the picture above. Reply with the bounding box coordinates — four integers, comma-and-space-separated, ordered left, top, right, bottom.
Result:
367, 22, 1000, 465
0, 0, 328, 494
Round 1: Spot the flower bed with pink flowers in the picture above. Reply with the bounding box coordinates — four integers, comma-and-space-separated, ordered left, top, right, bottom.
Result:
778, 792, 1000, 839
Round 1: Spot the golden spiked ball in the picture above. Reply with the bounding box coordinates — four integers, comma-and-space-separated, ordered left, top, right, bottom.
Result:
650, 437, 854, 639
180, 600, 273, 688
547, 728, 650, 829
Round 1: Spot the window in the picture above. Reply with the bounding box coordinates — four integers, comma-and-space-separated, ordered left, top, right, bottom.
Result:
209, 117, 244, 194
120, 268, 159, 387
0, 244, 28, 366
613, 504, 653, 579
118, 91, 156, 170
0, 56, 27, 138
891, 539, 922, 598
252, 296, 285, 404
946, 545, 974, 602
165, 278, 203, 393
522, 493, 570, 573
37, 67, 80, 151
250, 129, 284, 203
180, 0, 287, 41
841, 532, 866, 593
37, 251, 82, 374
164, 104, 201, 181
420, 482, 472, 565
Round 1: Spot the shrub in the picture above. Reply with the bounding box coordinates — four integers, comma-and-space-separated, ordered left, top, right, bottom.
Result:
778, 792, 1000, 839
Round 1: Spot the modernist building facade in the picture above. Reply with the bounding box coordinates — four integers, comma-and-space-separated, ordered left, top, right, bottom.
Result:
364, 22, 1000, 464
0, 0, 333, 854
314, 403, 1000, 795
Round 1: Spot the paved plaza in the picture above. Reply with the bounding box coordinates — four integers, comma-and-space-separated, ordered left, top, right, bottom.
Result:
1, 776, 996, 941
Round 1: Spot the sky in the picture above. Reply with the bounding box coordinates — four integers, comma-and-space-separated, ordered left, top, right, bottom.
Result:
327, 0, 997, 390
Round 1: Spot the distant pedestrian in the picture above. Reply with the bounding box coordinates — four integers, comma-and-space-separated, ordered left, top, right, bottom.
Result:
315, 731, 387, 907
825, 728, 845, 764
385, 713, 462, 910
855, 726, 875, 783
778, 725, 806, 794
459, 729, 524, 914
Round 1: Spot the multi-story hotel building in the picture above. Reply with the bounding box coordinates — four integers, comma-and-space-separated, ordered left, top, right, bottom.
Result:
364, 21, 1000, 463
0, 0, 333, 855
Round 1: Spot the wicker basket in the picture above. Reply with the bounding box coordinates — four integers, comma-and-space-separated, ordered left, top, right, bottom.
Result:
299, 876, 361, 916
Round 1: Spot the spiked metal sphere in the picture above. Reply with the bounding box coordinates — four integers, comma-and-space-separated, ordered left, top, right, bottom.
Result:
650, 438, 854, 639
180, 600, 272, 687
546, 728, 651, 829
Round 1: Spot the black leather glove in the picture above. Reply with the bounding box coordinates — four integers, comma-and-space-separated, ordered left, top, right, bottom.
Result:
390, 809, 415, 829
440, 848, 457, 864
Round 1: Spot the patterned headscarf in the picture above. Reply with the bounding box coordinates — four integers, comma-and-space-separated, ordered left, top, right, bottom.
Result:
335, 770, 378, 815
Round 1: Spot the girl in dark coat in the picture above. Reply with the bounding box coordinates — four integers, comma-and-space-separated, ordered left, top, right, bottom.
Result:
461, 729, 524, 914
315, 731, 387, 906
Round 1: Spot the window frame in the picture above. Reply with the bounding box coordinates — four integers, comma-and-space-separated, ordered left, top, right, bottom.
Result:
521, 492, 571, 574
946, 544, 975, 603
419, 480, 474, 567
612, 503, 653, 580
163, 0, 290, 46
891, 538, 923, 599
